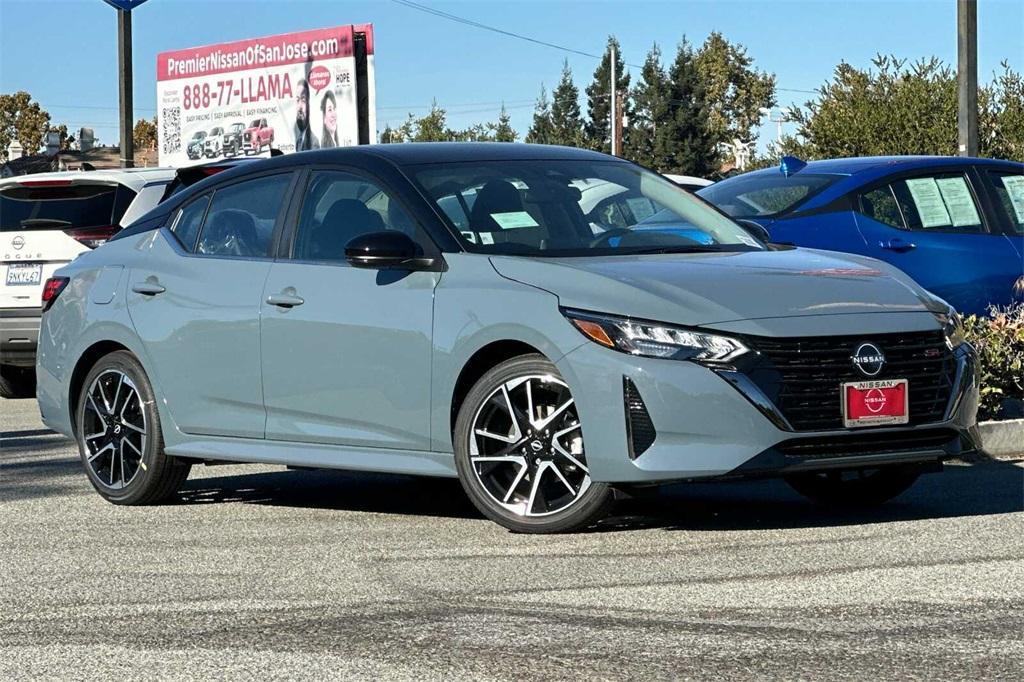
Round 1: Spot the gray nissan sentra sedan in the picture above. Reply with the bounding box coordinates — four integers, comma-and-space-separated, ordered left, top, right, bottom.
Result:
34, 143, 980, 533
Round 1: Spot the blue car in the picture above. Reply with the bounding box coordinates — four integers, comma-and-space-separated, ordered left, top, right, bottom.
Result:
699, 156, 1024, 315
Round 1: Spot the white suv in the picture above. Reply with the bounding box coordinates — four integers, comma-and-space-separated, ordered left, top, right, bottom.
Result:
0, 167, 174, 397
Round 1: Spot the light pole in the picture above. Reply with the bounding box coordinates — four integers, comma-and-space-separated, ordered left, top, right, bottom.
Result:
102, 1, 149, 168
759, 106, 792, 146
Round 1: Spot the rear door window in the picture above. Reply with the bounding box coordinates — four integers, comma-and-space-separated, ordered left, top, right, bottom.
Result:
170, 194, 210, 252
195, 173, 292, 258
0, 183, 135, 232
889, 173, 985, 233
859, 186, 905, 228
986, 171, 1024, 235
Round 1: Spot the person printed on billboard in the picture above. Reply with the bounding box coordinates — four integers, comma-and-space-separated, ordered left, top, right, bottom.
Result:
294, 79, 319, 151
320, 91, 339, 148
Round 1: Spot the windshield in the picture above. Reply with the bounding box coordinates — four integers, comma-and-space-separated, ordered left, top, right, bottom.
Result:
249, 120, 261, 128
191, 132, 205, 140
409, 160, 764, 257
697, 172, 839, 218
230, 123, 244, 132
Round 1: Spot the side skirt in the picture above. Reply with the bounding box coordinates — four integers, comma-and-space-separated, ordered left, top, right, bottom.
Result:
164, 437, 458, 478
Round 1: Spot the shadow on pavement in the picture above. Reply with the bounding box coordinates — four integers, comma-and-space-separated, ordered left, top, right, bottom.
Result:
174, 458, 1024, 531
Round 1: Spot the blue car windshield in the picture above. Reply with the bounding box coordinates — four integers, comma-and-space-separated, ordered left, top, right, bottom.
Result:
410, 160, 764, 257
698, 172, 840, 218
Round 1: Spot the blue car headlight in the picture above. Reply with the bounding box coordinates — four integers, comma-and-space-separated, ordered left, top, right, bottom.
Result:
562, 309, 750, 364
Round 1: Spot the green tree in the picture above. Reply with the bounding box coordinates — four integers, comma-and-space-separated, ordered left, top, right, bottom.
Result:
656, 40, 717, 176
549, 60, 585, 147
413, 100, 449, 142
491, 104, 517, 142
584, 36, 630, 153
624, 43, 669, 168
694, 32, 776, 161
0, 91, 51, 157
133, 116, 157, 151
982, 61, 1024, 161
526, 84, 555, 144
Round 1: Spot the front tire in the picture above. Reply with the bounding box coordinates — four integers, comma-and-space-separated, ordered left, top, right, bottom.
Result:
454, 355, 613, 533
75, 351, 190, 505
0, 365, 35, 399
784, 466, 921, 507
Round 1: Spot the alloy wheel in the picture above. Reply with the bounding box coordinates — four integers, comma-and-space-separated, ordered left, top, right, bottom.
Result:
81, 369, 148, 490
468, 374, 590, 517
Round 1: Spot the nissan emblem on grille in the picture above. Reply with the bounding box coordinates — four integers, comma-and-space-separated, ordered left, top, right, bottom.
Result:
851, 342, 885, 376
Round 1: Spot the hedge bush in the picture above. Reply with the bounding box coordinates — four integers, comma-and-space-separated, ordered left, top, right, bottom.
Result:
962, 303, 1024, 421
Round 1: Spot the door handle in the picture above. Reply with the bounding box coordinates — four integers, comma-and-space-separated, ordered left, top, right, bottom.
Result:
266, 292, 304, 308
132, 281, 166, 296
881, 238, 916, 252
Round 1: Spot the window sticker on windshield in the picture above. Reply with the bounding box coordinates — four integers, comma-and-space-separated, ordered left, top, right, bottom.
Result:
490, 211, 539, 229
461, 231, 477, 244
905, 178, 952, 228
935, 177, 980, 227
625, 197, 656, 222
1002, 175, 1024, 222
479, 232, 494, 245
736, 234, 761, 248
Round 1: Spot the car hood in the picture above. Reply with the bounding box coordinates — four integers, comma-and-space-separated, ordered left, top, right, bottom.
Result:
489, 248, 944, 326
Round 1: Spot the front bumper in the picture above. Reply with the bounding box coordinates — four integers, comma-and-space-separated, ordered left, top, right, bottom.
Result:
555, 341, 979, 484
0, 307, 41, 368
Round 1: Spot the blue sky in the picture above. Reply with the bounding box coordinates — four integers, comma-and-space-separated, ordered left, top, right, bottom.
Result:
1, 0, 1022, 151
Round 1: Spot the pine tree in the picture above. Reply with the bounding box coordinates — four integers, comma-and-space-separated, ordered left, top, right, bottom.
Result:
549, 60, 585, 147
624, 44, 669, 168
584, 36, 631, 153
492, 104, 517, 142
525, 84, 554, 144
657, 40, 718, 176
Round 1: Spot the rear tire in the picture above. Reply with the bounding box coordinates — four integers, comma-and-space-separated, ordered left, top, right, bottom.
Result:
75, 351, 190, 505
0, 365, 35, 399
784, 466, 921, 507
454, 354, 613, 533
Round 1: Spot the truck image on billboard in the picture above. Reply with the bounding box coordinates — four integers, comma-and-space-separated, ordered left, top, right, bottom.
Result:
157, 24, 375, 166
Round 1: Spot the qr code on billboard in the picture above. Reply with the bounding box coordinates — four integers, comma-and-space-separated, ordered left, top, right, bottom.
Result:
161, 107, 181, 154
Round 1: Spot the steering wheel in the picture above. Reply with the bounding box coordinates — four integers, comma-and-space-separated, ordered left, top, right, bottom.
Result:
589, 227, 632, 248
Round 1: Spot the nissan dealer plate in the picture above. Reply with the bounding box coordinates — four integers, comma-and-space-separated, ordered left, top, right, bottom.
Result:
841, 378, 909, 428
5, 263, 43, 286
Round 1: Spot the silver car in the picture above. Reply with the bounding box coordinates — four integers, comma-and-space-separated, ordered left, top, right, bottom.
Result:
35, 144, 979, 533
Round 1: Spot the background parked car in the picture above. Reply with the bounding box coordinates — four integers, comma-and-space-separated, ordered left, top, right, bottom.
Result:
663, 174, 713, 191
0, 167, 174, 397
698, 156, 1024, 315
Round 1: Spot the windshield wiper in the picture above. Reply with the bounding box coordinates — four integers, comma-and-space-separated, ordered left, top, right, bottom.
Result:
625, 244, 731, 255
20, 218, 73, 228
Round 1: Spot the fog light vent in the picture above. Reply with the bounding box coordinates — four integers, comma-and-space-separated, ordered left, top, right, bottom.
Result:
623, 377, 656, 459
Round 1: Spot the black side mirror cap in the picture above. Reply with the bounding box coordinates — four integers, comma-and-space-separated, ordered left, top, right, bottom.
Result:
345, 231, 435, 269
736, 219, 772, 245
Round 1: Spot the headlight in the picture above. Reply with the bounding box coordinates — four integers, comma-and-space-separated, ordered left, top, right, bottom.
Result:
562, 309, 750, 363
936, 308, 965, 349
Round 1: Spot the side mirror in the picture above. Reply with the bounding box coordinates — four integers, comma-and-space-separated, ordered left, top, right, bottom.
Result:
345, 231, 433, 269
736, 219, 772, 245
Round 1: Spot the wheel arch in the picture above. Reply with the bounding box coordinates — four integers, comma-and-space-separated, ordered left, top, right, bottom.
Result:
450, 340, 547, 437
68, 340, 132, 434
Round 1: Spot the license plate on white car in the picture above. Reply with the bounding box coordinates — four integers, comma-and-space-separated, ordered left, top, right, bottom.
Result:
5, 263, 43, 286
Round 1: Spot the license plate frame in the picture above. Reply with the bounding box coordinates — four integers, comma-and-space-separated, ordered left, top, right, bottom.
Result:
841, 378, 909, 428
5, 263, 43, 287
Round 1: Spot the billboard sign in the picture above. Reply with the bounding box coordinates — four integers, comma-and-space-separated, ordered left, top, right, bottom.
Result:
157, 24, 375, 167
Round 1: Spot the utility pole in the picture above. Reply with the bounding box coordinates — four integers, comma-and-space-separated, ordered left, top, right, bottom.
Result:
614, 91, 625, 159
118, 8, 134, 167
957, 0, 978, 156
103, 1, 149, 167
610, 44, 617, 156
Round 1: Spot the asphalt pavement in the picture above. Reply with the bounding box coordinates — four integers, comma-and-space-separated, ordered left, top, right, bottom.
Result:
2, 396, 1023, 680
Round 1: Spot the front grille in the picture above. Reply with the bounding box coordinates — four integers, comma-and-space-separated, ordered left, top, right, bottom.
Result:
623, 377, 656, 458
776, 428, 958, 459
741, 330, 956, 432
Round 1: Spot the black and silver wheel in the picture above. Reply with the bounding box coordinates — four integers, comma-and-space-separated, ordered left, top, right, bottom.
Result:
784, 466, 921, 507
454, 355, 613, 533
76, 351, 190, 505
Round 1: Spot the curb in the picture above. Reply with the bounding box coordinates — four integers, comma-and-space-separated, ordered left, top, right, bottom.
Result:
979, 418, 1024, 460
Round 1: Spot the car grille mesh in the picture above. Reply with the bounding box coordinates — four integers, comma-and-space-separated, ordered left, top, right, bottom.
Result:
741, 330, 956, 432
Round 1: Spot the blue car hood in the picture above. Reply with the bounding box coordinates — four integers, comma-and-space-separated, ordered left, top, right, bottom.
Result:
490, 248, 942, 326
